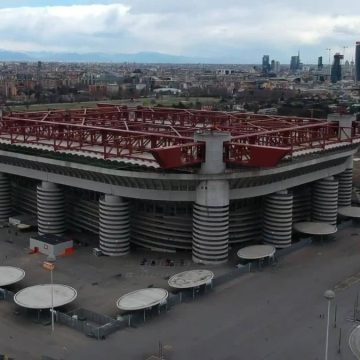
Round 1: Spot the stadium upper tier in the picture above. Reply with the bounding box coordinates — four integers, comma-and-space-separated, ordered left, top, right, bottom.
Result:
0, 106, 358, 262
1, 105, 359, 170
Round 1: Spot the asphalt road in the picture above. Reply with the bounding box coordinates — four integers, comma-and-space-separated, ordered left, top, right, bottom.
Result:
2, 225, 360, 359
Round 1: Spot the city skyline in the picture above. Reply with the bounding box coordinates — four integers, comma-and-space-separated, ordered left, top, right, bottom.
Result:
0, 0, 359, 63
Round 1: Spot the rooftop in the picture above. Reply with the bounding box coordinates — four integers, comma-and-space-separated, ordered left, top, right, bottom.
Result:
1, 105, 359, 170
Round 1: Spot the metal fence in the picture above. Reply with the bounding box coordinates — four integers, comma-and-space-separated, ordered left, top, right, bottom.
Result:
66, 308, 115, 325
0, 288, 15, 302
213, 266, 250, 287
276, 238, 312, 258
168, 292, 181, 307
98, 319, 127, 338
56, 308, 127, 339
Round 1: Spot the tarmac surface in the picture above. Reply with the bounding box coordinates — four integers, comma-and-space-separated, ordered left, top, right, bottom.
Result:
2, 225, 360, 359
0, 228, 232, 316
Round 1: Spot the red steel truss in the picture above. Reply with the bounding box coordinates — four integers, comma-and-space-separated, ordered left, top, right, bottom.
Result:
0, 105, 358, 169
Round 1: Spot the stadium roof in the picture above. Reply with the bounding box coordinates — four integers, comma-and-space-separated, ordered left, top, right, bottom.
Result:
0, 105, 358, 169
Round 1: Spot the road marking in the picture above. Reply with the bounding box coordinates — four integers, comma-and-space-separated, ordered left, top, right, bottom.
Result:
334, 272, 360, 292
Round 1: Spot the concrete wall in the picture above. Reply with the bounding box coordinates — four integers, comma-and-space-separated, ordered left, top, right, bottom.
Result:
0, 149, 356, 201
30, 237, 73, 256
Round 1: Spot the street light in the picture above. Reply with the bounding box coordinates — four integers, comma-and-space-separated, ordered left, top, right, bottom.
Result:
324, 289, 335, 360
46, 255, 56, 333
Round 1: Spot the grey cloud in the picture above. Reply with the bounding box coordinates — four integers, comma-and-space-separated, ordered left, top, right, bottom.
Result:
0, 1, 359, 62
333, 25, 360, 36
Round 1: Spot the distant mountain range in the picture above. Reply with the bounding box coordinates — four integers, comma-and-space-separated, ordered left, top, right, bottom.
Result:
0, 49, 217, 64
0, 50, 32, 61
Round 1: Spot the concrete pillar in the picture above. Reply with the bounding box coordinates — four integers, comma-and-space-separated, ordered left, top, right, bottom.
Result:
99, 195, 130, 256
194, 131, 230, 175
292, 187, 311, 223
0, 173, 11, 223
192, 180, 229, 264
192, 131, 231, 264
312, 177, 339, 225
338, 168, 353, 207
327, 114, 355, 140
37, 181, 65, 235
263, 190, 293, 248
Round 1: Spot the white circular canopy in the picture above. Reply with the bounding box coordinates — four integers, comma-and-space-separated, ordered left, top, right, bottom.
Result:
0, 266, 25, 287
168, 270, 214, 289
116, 288, 168, 311
293, 222, 337, 236
338, 206, 360, 219
237, 245, 276, 260
14, 284, 77, 309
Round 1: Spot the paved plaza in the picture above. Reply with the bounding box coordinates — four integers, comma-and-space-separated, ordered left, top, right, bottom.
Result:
1, 225, 360, 359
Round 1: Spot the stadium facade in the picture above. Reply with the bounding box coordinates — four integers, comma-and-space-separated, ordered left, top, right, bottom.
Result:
0, 106, 358, 264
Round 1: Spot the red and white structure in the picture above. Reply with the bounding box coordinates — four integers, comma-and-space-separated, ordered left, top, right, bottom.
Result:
0, 105, 358, 263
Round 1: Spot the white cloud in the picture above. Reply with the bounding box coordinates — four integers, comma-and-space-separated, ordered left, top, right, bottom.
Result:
0, 1, 359, 61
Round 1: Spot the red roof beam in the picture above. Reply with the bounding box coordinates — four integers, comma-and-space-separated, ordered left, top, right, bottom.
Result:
151, 142, 205, 169
0, 116, 194, 142
224, 142, 291, 167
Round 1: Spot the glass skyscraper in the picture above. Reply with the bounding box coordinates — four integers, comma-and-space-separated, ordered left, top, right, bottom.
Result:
355, 42, 360, 82
262, 55, 270, 74
331, 53, 343, 83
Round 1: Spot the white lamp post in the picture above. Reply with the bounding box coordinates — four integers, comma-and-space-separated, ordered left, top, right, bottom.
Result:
46, 255, 56, 333
324, 289, 335, 360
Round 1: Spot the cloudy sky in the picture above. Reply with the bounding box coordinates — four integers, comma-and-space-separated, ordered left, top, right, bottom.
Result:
1, 0, 360, 63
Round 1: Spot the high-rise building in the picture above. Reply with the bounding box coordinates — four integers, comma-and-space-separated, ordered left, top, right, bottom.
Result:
344, 60, 350, 73
262, 55, 270, 74
290, 52, 301, 72
275, 61, 281, 74
290, 56, 297, 71
318, 56, 323, 70
331, 53, 344, 83
350, 59, 355, 78
271, 59, 275, 72
355, 42, 360, 82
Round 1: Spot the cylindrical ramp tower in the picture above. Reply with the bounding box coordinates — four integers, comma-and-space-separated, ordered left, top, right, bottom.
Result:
0, 173, 11, 223
338, 168, 353, 207
192, 181, 229, 264
99, 195, 130, 256
263, 191, 293, 248
37, 181, 65, 235
192, 131, 231, 264
312, 177, 339, 225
